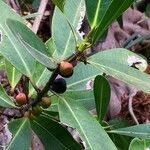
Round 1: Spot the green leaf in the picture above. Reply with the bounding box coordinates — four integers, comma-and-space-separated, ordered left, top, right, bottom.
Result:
16, 33, 57, 70
108, 119, 132, 150
52, 0, 66, 11
48, 90, 95, 112
94, 75, 110, 122
45, 38, 57, 57
63, 0, 85, 41
66, 63, 102, 91
85, 0, 134, 43
64, 90, 95, 110
0, 2, 36, 78
129, 138, 146, 150
146, 2, 150, 17
109, 118, 130, 129
0, 1, 22, 23
52, 7, 76, 60
0, 84, 16, 108
0, 55, 5, 70
110, 134, 132, 150
29, 67, 52, 97
7, 118, 31, 150
5, 60, 22, 91
0, 33, 35, 78
6, 19, 56, 71
88, 48, 150, 93
109, 124, 150, 139
6, 19, 46, 54
58, 97, 117, 150
117, 15, 123, 29
30, 115, 82, 150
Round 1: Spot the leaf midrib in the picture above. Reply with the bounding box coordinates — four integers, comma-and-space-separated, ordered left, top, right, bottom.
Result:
3, 24, 32, 77
62, 0, 83, 58
59, 97, 93, 150
32, 119, 70, 150
89, 61, 150, 90
6, 119, 28, 150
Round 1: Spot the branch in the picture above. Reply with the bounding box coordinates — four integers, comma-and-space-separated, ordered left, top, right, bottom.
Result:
32, 0, 49, 34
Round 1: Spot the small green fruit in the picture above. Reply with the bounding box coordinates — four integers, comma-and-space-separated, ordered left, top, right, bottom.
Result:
40, 97, 51, 109
32, 105, 43, 116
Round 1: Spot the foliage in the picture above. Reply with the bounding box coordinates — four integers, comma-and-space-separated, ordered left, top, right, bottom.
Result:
0, 0, 149, 150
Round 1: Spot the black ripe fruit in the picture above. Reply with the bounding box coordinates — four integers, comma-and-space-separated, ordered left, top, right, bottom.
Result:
15, 93, 27, 105
59, 61, 73, 78
51, 78, 66, 93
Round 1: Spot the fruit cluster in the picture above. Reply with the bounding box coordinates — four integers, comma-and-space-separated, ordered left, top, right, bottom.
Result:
15, 61, 74, 118
50, 61, 74, 93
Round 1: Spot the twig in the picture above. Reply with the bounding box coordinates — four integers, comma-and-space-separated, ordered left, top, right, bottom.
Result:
128, 90, 139, 125
6, 0, 21, 13
32, 0, 49, 34
32, 51, 80, 106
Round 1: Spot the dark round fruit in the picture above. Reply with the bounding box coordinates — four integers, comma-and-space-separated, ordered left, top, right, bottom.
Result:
51, 78, 67, 94
59, 61, 73, 78
15, 93, 27, 105
40, 97, 51, 109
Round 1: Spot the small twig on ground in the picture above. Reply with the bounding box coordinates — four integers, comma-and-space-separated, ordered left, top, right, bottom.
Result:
128, 89, 139, 125
6, 0, 21, 13
32, 0, 49, 34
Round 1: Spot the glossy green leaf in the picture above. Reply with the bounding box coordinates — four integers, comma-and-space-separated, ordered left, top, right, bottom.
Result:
0, 32, 35, 77
63, 0, 85, 41
88, 48, 150, 93
0, 2, 36, 78
108, 119, 132, 150
0, 55, 5, 70
129, 138, 146, 150
109, 124, 150, 139
110, 133, 132, 150
58, 97, 117, 150
52, 7, 76, 60
52, 0, 66, 11
7, 118, 31, 150
94, 75, 110, 122
16, 33, 57, 70
66, 63, 102, 91
64, 90, 95, 110
0, 1, 22, 23
5, 60, 22, 91
29, 67, 52, 97
6, 19, 57, 71
0, 84, 16, 108
85, 0, 134, 43
146, 2, 150, 17
45, 38, 57, 57
48, 90, 95, 112
6, 19, 46, 54
117, 15, 123, 29
30, 115, 82, 150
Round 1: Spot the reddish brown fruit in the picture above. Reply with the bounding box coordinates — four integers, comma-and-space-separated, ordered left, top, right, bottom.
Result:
15, 93, 27, 105
40, 97, 51, 109
59, 61, 73, 78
